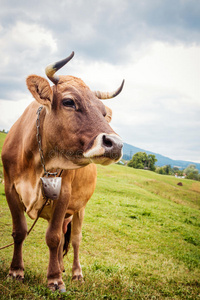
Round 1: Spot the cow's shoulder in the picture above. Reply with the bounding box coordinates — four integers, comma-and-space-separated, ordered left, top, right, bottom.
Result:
2, 101, 40, 174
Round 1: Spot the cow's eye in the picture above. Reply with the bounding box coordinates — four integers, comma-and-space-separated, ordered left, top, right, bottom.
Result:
62, 98, 76, 109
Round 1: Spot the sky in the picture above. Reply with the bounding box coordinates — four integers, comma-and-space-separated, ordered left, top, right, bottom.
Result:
0, 0, 200, 163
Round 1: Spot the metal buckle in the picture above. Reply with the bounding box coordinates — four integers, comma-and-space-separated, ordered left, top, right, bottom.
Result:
40, 177, 62, 200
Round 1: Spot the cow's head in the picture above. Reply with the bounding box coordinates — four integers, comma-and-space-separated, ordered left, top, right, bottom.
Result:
26, 52, 124, 169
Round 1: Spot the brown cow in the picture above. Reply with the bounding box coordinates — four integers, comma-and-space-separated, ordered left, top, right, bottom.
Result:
1, 52, 124, 292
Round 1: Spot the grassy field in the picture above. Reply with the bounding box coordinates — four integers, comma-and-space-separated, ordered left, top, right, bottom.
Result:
0, 132, 200, 299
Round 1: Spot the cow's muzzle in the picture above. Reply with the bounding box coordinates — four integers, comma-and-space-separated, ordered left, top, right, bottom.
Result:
83, 133, 123, 165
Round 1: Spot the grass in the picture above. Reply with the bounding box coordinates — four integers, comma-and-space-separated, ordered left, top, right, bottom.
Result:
0, 132, 200, 299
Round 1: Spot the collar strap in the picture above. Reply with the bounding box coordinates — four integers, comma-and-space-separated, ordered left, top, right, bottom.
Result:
36, 106, 57, 177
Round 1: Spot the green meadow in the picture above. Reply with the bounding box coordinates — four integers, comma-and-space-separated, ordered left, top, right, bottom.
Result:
0, 132, 200, 299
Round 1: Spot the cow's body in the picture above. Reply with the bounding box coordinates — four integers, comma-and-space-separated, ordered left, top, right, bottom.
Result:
3, 101, 97, 221
1, 53, 123, 292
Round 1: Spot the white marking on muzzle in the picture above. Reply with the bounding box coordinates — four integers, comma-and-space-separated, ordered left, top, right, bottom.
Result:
83, 133, 105, 158
83, 133, 122, 159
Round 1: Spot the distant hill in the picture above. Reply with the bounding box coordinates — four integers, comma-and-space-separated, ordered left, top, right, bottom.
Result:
123, 142, 200, 171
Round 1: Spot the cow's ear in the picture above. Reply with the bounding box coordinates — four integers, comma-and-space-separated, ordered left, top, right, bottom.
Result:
105, 106, 112, 123
26, 75, 53, 110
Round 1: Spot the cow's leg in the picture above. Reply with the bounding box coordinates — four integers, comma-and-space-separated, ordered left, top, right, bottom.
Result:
5, 185, 27, 281
71, 208, 85, 281
58, 215, 73, 273
45, 194, 70, 293
58, 233, 65, 273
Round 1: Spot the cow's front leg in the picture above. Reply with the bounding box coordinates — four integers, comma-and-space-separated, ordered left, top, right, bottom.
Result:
71, 208, 85, 281
45, 192, 70, 292
5, 185, 27, 281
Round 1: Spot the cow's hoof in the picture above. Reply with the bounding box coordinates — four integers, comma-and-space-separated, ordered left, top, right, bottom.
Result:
72, 275, 84, 282
8, 269, 24, 282
15, 274, 24, 282
48, 283, 56, 292
48, 282, 66, 293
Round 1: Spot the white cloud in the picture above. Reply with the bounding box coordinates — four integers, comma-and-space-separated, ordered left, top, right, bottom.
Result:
0, 21, 57, 86
0, 95, 33, 130
0, 21, 57, 62
0, 21, 58, 99
13, 21, 57, 52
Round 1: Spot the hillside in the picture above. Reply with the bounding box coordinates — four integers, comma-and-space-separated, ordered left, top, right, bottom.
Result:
123, 142, 200, 171
0, 165, 200, 298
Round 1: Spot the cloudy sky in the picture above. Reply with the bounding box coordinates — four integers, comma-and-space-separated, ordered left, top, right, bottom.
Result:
0, 0, 200, 162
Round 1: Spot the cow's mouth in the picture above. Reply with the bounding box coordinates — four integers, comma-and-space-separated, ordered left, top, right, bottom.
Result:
66, 154, 120, 167
88, 155, 122, 166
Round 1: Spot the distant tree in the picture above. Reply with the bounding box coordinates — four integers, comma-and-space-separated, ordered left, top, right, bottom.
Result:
170, 167, 184, 176
156, 166, 164, 174
156, 165, 175, 175
173, 167, 179, 172
161, 164, 173, 175
128, 152, 147, 169
184, 164, 199, 181
172, 167, 180, 174
147, 154, 157, 171
184, 164, 198, 175
128, 152, 157, 171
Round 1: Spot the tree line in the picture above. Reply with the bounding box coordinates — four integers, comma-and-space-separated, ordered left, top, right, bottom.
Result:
127, 152, 200, 181
128, 152, 157, 171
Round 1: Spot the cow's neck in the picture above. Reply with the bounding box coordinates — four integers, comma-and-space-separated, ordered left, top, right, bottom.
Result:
32, 105, 81, 173
36, 106, 57, 177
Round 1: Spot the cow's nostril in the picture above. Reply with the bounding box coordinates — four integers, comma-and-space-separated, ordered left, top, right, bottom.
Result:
103, 135, 113, 148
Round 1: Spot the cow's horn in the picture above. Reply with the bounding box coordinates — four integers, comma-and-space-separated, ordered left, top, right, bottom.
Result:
94, 79, 125, 99
45, 51, 75, 84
